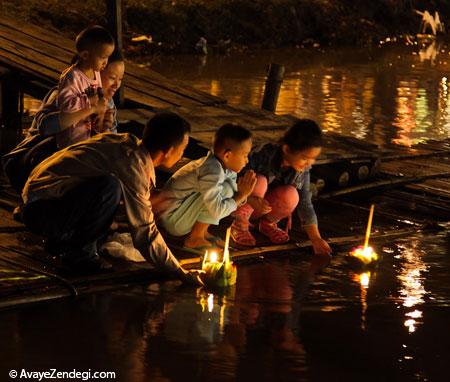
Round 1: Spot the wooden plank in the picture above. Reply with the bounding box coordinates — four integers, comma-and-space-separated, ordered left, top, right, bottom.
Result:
319, 171, 450, 198
0, 17, 74, 54
381, 149, 450, 161
380, 157, 450, 177
377, 191, 450, 220
0, 35, 66, 74
0, 41, 62, 80
122, 84, 183, 109
405, 180, 450, 199
0, 23, 73, 64
124, 74, 204, 108
126, 62, 226, 106
384, 190, 450, 209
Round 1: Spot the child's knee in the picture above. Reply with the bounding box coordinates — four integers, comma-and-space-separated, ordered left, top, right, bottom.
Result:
266, 185, 299, 210
252, 175, 268, 197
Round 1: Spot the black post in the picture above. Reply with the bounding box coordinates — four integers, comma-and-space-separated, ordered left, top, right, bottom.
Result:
0, 70, 22, 153
261, 63, 285, 112
106, 0, 124, 107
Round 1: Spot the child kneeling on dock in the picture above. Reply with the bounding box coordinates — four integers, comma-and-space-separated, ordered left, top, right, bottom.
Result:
231, 119, 332, 256
155, 124, 257, 251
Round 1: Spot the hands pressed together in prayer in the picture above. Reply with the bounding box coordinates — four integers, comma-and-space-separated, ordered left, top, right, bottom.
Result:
235, 170, 257, 206
89, 95, 109, 133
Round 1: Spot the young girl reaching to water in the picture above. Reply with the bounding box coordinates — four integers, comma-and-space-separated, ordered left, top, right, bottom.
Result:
56, 25, 115, 148
231, 119, 332, 256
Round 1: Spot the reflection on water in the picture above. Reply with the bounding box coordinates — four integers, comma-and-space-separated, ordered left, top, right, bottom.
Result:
396, 240, 428, 335
0, 232, 449, 381
352, 271, 373, 330
152, 44, 450, 147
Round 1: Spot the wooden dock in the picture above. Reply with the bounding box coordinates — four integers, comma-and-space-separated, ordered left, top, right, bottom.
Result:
0, 16, 449, 310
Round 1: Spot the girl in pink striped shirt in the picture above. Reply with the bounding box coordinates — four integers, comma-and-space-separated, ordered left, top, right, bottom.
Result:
56, 25, 115, 148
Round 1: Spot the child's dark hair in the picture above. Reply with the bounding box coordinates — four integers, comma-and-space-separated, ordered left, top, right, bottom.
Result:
76, 25, 114, 52
71, 25, 114, 64
143, 112, 191, 153
281, 119, 323, 152
213, 124, 252, 153
107, 49, 124, 65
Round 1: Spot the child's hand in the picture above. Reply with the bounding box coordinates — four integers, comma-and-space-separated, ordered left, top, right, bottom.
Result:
91, 98, 107, 133
99, 108, 115, 132
311, 238, 332, 257
237, 170, 257, 198
248, 196, 272, 215
94, 98, 107, 116
88, 94, 99, 108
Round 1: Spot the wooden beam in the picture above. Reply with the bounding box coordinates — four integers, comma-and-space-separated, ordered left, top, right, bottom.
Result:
106, 0, 124, 107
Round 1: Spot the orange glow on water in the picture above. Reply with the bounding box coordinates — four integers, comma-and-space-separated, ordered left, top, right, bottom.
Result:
350, 246, 379, 264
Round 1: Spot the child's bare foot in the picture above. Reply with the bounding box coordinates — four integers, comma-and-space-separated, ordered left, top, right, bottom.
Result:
205, 232, 225, 247
184, 237, 213, 249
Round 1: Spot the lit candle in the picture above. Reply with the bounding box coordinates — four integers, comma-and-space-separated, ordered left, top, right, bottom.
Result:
350, 204, 379, 264
201, 227, 237, 287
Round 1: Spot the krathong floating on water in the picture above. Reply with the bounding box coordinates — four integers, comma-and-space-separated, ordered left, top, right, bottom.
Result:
202, 227, 237, 288
349, 204, 379, 265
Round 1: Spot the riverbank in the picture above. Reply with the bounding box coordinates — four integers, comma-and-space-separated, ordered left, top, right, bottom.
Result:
2, 0, 449, 56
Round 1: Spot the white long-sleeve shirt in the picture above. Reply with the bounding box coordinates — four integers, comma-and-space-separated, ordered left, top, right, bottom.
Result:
156, 151, 238, 222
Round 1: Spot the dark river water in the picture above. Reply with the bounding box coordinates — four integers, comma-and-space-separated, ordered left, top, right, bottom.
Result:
1, 230, 449, 381
152, 42, 450, 147
5, 45, 450, 381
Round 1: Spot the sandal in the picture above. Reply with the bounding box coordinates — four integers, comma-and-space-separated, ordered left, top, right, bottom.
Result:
231, 223, 256, 247
259, 219, 290, 244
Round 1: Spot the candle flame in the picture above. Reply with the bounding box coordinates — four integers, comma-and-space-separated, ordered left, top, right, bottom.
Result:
209, 251, 218, 263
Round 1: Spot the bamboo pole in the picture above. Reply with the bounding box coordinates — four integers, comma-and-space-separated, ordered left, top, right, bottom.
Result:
0, 248, 79, 296
179, 227, 424, 267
